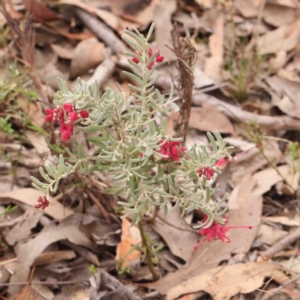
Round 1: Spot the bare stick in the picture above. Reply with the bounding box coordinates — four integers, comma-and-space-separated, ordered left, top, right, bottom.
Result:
261, 226, 300, 259
193, 92, 300, 131
75, 8, 127, 55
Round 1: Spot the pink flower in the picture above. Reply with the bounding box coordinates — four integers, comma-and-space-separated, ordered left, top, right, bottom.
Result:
197, 167, 215, 180
158, 140, 186, 161
80, 110, 89, 118
130, 48, 164, 70
45, 108, 54, 122
193, 215, 252, 250
60, 123, 73, 142
35, 196, 50, 210
63, 103, 73, 113
69, 111, 79, 124
215, 158, 229, 169
156, 55, 164, 63
132, 57, 140, 64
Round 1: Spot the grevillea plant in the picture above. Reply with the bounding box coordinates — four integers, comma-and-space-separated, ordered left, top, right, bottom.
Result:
31, 24, 252, 274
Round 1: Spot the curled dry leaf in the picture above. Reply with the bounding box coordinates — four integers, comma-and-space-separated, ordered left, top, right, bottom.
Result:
8, 214, 97, 296
115, 218, 141, 268
4, 208, 43, 246
70, 38, 104, 79
166, 262, 282, 300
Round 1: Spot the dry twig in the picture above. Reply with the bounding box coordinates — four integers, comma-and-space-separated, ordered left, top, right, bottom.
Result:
261, 226, 300, 259
75, 8, 127, 55
193, 92, 300, 131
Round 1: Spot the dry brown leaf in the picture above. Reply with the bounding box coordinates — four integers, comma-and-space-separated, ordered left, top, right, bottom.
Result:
270, 0, 297, 8
70, 38, 104, 79
23, 0, 58, 22
262, 214, 300, 227
266, 75, 300, 118
115, 218, 141, 268
0, 188, 73, 220
253, 165, 293, 196
257, 20, 300, 54
195, 0, 212, 8
59, 0, 121, 31
257, 224, 288, 246
51, 44, 74, 60
4, 208, 43, 246
263, 3, 296, 27
235, 0, 258, 18
169, 104, 234, 134
204, 14, 224, 81
33, 250, 76, 266
166, 262, 281, 300
71, 289, 90, 300
147, 174, 262, 294
9, 214, 97, 296
152, 206, 198, 262
17, 94, 44, 127
0, 10, 6, 28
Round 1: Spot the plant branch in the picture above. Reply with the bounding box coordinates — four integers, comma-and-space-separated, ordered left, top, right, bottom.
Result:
138, 219, 159, 281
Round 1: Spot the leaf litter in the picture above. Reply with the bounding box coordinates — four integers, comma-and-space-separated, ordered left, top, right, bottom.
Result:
1, 0, 300, 299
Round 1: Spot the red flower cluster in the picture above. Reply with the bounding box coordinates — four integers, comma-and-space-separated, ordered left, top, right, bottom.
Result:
45, 103, 89, 142
193, 214, 252, 250
35, 196, 50, 210
158, 140, 186, 161
132, 48, 164, 70
197, 167, 215, 180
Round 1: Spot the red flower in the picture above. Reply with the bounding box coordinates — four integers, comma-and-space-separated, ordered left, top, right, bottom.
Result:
130, 48, 164, 70
193, 215, 252, 250
63, 103, 73, 113
45, 108, 54, 122
35, 196, 49, 210
69, 111, 79, 124
60, 123, 73, 142
156, 55, 164, 63
214, 158, 229, 169
197, 167, 215, 180
158, 140, 186, 161
80, 110, 89, 118
132, 57, 140, 64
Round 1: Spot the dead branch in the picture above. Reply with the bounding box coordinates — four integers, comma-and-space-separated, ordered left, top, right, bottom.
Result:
75, 8, 127, 55
87, 49, 115, 88
192, 92, 300, 131
261, 226, 300, 259
170, 23, 197, 143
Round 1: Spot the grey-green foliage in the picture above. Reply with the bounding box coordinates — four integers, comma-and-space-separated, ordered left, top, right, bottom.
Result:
31, 24, 232, 228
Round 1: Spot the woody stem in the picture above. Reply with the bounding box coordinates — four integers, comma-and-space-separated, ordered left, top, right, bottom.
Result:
138, 218, 159, 281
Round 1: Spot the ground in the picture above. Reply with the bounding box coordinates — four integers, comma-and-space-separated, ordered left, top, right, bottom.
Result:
0, 0, 300, 299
